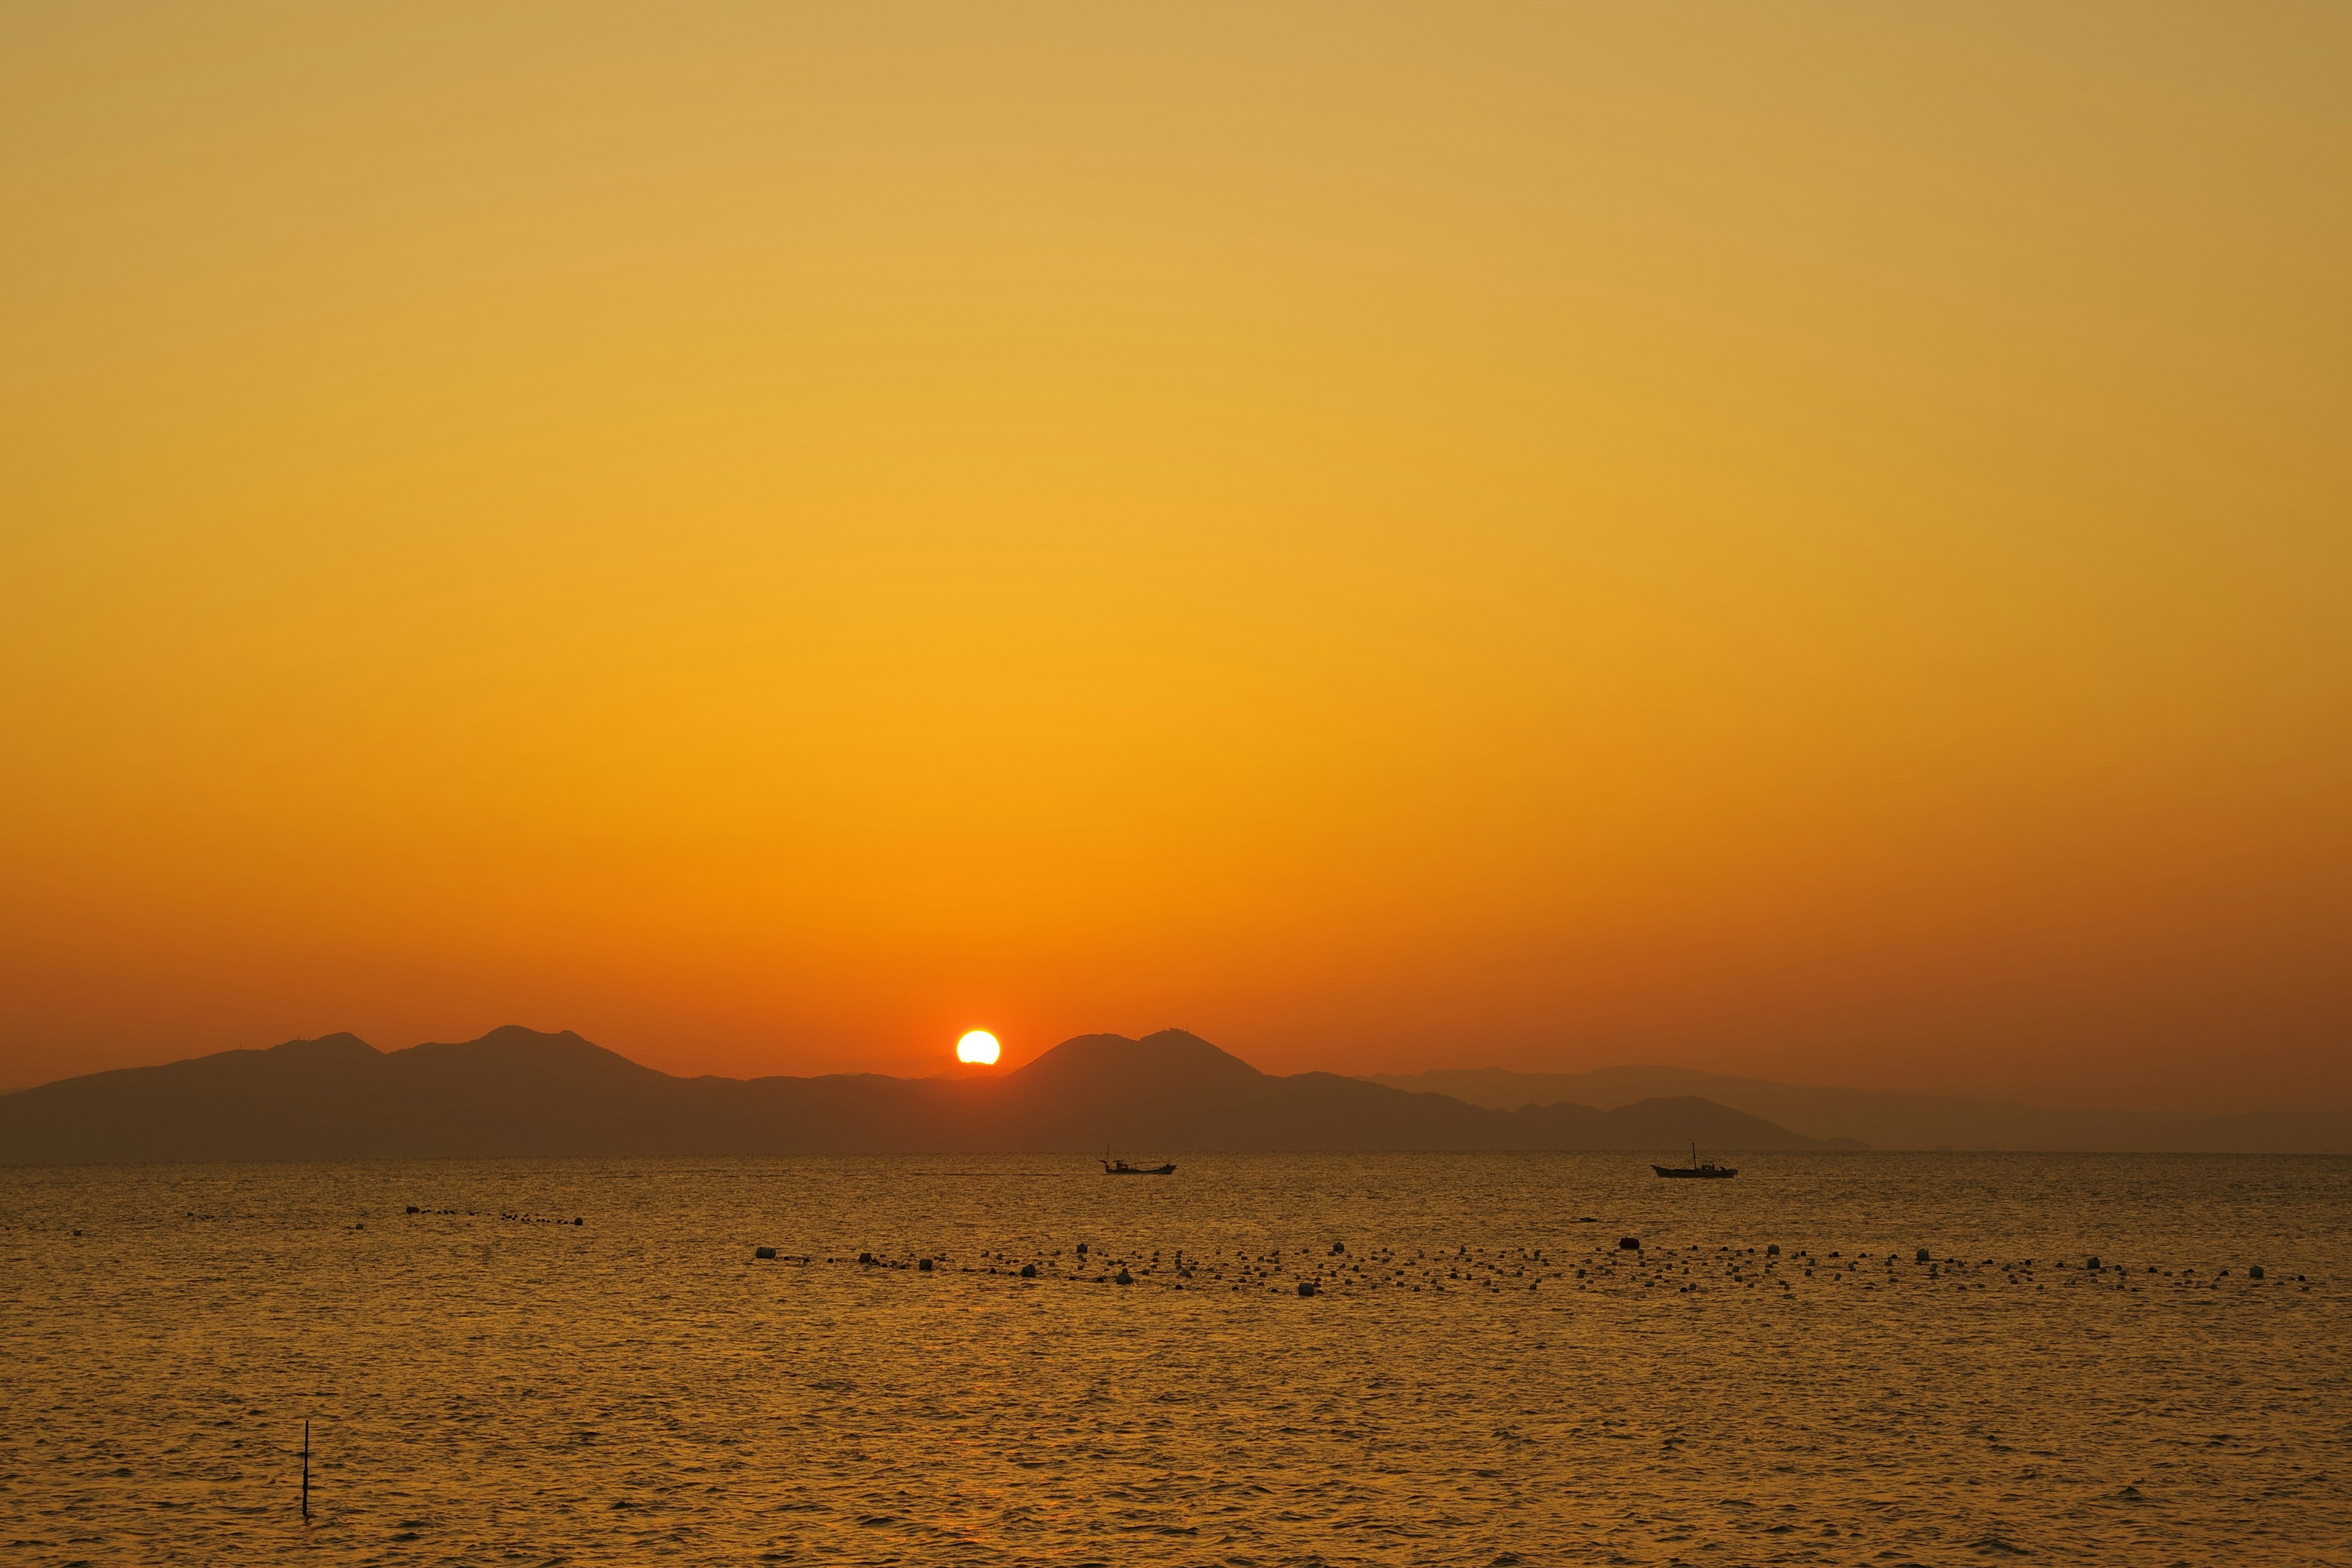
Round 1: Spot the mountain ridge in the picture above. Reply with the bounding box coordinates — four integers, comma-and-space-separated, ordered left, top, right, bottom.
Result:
0, 1027, 1836, 1165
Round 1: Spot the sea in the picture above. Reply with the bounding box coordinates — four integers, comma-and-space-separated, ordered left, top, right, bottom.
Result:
3, 1153, 2346, 1566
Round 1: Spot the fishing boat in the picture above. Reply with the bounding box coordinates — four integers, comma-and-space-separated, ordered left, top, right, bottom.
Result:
1101, 1149, 1177, 1175
1653, 1142, 1737, 1179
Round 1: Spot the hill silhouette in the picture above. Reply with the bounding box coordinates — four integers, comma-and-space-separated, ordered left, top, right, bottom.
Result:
0, 1027, 1837, 1164
1367, 1065, 2352, 1154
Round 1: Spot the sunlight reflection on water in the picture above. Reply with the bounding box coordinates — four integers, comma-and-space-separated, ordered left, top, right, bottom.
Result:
4, 1152, 2347, 1564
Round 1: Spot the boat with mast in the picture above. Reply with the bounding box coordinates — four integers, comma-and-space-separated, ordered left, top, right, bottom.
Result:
1653, 1142, 1737, 1179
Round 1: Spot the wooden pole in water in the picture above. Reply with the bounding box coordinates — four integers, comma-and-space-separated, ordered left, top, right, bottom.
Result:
301, 1420, 309, 1521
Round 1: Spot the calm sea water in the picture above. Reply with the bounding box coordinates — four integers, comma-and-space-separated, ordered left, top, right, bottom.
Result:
2, 1153, 2346, 1566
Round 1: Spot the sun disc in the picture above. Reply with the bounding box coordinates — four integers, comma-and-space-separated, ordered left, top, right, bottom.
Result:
956, 1030, 1001, 1065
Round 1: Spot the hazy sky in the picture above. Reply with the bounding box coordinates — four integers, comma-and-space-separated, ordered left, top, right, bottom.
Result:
4, 4, 2346, 1107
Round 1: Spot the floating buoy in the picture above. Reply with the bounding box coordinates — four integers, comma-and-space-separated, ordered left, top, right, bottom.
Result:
1766, 1243, 1780, 1256
1330, 1241, 1346, 1255
1619, 1237, 1641, 1251
1020, 1263, 1037, 1278
1114, 1270, 1134, 1286
1297, 1280, 1317, 1297
859, 1252, 875, 1265
2249, 1265, 2266, 1279
1077, 1242, 1089, 1256
754, 1246, 777, 1259
1915, 1248, 1931, 1262
2087, 1256, 2101, 1271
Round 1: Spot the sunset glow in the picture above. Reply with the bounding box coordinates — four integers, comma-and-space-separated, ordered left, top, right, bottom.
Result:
1, 5, 2345, 1113
956, 1031, 1001, 1066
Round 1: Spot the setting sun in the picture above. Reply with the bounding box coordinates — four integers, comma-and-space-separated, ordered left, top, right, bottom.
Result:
3, 6, 2345, 1561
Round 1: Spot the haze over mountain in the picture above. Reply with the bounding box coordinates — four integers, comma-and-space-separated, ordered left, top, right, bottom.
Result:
1367, 1067, 2352, 1155
0, 1028, 1835, 1166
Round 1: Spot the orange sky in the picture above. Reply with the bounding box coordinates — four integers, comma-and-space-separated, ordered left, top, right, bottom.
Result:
3, 4, 2346, 1110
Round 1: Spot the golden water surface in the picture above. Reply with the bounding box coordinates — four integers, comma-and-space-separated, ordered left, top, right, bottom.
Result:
4, 1153, 2345, 1564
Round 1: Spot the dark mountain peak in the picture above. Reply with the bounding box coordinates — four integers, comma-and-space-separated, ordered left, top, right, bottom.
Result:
1137, 1027, 1254, 1059
390, 1026, 664, 1082
404, 1025, 598, 1056
1013, 1030, 1264, 1087
0, 1030, 383, 1111
468, 1024, 592, 1049
263, 1031, 381, 1061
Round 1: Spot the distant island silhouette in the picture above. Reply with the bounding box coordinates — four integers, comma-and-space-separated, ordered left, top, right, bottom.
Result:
0, 1027, 1847, 1164
1370, 1066, 2352, 1155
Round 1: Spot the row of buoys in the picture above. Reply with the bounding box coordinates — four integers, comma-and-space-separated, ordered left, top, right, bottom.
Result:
1580, 1245, 2308, 1289
743, 1238, 2313, 1294
403, 1205, 582, 1226
745, 1240, 1556, 1294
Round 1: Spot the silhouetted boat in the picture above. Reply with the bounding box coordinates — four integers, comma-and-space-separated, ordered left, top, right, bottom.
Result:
1653, 1142, 1737, 1179
1101, 1149, 1176, 1175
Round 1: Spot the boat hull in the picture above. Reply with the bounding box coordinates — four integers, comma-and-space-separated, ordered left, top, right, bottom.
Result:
1652, 1166, 1737, 1178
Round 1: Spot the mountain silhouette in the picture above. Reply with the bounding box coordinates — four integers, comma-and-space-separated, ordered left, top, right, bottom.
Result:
1367, 1065, 2352, 1153
0, 1027, 1838, 1164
